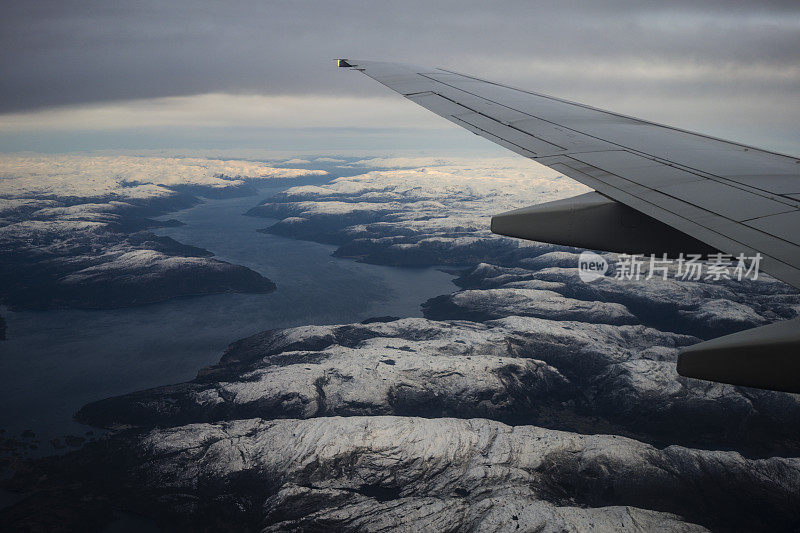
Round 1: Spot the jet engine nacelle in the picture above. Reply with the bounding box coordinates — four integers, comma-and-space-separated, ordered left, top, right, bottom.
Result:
491, 191, 717, 258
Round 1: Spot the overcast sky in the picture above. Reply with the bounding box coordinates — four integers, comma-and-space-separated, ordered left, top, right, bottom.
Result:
1, 1, 798, 154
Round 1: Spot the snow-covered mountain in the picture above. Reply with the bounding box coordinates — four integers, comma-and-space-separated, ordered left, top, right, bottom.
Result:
3, 155, 800, 531
0, 155, 324, 310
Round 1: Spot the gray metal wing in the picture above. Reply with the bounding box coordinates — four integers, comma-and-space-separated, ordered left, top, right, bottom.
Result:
338, 59, 800, 393
338, 59, 800, 288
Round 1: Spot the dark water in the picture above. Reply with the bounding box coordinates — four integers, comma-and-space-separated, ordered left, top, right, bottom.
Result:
0, 184, 456, 448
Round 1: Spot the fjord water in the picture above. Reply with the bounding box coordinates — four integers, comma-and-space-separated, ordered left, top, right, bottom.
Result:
0, 183, 456, 446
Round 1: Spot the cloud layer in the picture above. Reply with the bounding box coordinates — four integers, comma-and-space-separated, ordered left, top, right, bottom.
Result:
2, 1, 799, 153
3, 1, 799, 111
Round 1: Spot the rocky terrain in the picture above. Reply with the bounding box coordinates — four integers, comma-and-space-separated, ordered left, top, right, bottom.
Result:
442, 260, 796, 339
247, 156, 588, 267
7, 416, 800, 532
0, 154, 325, 311
75, 252, 800, 457
3, 156, 800, 531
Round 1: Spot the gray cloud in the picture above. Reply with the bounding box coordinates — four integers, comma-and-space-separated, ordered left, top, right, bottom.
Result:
2, 1, 799, 112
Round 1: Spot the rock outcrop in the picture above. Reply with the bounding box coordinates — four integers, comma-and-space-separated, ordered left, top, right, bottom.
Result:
9, 417, 800, 531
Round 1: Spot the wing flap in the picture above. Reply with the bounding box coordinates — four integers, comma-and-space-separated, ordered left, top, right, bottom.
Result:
454, 112, 566, 155
406, 92, 469, 116
570, 151, 706, 188
746, 211, 800, 242
567, 152, 796, 221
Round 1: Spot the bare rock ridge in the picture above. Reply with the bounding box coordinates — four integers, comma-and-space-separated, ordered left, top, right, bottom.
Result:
6, 417, 800, 531
143, 417, 799, 532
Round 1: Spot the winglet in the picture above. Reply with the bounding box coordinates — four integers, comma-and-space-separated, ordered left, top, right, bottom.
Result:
336, 59, 354, 68
678, 317, 800, 392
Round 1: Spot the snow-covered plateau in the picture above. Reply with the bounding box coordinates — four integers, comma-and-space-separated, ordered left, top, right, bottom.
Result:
248, 157, 588, 266
0, 154, 325, 310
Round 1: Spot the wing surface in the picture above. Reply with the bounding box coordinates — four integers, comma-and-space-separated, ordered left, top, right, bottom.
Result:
338, 59, 800, 289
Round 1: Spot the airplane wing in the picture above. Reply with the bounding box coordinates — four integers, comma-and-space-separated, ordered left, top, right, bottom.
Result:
338, 59, 800, 393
